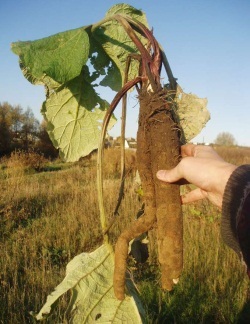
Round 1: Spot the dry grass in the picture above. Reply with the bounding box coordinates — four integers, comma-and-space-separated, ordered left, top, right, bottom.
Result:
214, 145, 250, 165
0, 146, 250, 323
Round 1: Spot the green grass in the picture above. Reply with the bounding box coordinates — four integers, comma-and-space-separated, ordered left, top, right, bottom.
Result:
0, 147, 250, 323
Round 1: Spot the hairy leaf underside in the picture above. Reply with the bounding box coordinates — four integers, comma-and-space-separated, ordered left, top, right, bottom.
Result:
34, 244, 145, 323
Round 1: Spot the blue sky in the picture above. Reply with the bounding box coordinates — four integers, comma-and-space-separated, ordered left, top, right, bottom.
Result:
1, 0, 250, 146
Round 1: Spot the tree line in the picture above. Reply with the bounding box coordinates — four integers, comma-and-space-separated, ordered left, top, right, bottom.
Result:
0, 102, 58, 158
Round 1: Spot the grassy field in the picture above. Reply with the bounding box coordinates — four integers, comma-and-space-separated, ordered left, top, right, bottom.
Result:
0, 146, 250, 323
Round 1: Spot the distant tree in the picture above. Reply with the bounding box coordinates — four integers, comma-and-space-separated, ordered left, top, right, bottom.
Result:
21, 107, 40, 150
214, 132, 237, 146
9, 104, 24, 151
11, 104, 23, 136
0, 102, 41, 156
0, 102, 12, 155
36, 120, 59, 158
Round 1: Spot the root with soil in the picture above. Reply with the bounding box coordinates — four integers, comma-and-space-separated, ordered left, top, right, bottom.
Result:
114, 88, 182, 300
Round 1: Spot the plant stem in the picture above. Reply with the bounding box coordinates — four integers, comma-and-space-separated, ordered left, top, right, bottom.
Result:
160, 48, 177, 91
97, 76, 142, 242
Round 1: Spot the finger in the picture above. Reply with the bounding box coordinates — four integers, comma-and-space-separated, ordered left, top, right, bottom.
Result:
181, 144, 223, 161
181, 144, 196, 158
193, 145, 224, 160
157, 156, 196, 184
157, 167, 183, 183
181, 188, 207, 204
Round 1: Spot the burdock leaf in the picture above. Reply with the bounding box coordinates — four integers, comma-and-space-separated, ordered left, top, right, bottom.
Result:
92, 3, 149, 90
34, 244, 145, 323
42, 73, 116, 162
11, 4, 150, 160
175, 85, 210, 142
88, 32, 122, 92
11, 27, 89, 86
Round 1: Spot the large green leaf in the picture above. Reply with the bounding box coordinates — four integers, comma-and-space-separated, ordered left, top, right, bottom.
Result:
11, 4, 150, 161
12, 27, 89, 86
34, 244, 145, 323
42, 73, 116, 162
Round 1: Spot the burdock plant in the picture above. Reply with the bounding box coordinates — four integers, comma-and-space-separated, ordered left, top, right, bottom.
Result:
12, 3, 209, 322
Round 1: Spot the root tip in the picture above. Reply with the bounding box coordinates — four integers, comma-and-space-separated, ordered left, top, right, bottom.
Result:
173, 278, 179, 284
114, 291, 125, 301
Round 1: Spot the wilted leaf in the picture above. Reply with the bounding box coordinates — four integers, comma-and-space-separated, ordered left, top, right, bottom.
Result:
88, 30, 122, 92
34, 244, 145, 323
92, 3, 149, 90
175, 85, 210, 142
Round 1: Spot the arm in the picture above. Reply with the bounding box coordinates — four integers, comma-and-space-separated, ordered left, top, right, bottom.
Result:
222, 165, 250, 277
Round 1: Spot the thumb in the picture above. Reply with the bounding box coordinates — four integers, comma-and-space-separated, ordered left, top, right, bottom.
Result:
156, 167, 182, 183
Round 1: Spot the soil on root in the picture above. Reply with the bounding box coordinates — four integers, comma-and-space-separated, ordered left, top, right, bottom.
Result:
137, 88, 183, 290
113, 88, 183, 299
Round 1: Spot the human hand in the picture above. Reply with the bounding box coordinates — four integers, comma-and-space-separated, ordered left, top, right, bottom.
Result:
156, 144, 237, 208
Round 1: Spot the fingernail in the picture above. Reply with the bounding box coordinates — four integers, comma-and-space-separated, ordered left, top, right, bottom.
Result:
156, 170, 165, 180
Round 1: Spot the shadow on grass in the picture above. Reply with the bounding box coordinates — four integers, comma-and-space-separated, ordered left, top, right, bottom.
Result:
237, 292, 250, 324
134, 263, 249, 323
0, 192, 69, 238
41, 165, 62, 172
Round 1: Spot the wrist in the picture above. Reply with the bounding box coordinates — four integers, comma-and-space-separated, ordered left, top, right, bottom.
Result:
221, 165, 250, 271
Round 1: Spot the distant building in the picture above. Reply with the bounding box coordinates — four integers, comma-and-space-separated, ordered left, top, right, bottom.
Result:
126, 138, 137, 149
108, 136, 137, 149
